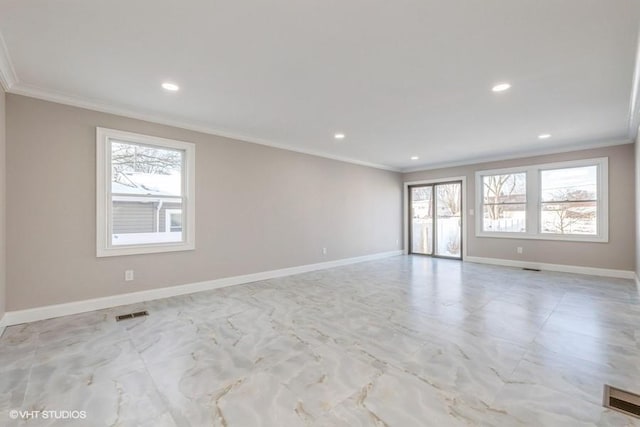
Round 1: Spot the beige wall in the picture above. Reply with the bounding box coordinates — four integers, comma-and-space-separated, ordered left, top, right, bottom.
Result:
0, 86, 5, 320
403, 144, 636, 271
6, 95, 402, 311
636, 137, 640, 277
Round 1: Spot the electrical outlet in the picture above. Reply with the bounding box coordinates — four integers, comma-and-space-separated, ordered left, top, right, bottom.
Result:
125, 270, 134, 281
322, 247, 327, 255
396, 239, 399, 246
516, 247, 523, 254
469, 209, 474, 216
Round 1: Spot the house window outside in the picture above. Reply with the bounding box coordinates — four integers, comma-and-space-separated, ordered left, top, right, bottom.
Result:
475, 158, 607, 242
97, 128, 195, 257
165, 209, 183, 233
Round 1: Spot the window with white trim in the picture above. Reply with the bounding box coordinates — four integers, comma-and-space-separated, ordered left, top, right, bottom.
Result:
96, 128, 195, 257
539, 165, 598, 235
481, 172, 527, 233
475, 158, 608, 242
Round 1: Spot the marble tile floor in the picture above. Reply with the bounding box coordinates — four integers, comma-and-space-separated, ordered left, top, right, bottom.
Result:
1, 255, 640, 426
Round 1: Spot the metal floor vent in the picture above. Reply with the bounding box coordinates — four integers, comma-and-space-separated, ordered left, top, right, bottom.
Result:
522, 268, 541, 272
115, 311, 149, 321
604, 385, 640, 419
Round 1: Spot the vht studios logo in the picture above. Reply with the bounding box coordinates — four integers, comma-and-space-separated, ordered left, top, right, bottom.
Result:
9, 409, 87, 420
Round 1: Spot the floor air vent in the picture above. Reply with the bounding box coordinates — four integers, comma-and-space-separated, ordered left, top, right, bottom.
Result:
116, 311, 149, 321
522, 268, 541, 272
604, 385, 640, 418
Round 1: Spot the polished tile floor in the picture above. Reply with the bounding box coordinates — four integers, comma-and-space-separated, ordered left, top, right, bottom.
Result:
1, 256, 640, 426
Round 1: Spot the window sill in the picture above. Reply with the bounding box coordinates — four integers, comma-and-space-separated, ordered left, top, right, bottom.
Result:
475, 232, 608, 243
97, 242, 195, 257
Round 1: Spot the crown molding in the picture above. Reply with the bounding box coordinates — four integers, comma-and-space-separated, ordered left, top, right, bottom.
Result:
7, 82, 401, 172
2, 20, 636, 174
9, 81, 633, 175
0, 29, 17, 91
401, 138, 633, 173
7, 82, 634, 175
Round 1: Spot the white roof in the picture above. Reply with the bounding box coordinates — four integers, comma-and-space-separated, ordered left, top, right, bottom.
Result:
112, 172, 181, 196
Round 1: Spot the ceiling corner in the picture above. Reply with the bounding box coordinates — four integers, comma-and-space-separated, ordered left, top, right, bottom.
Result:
0, 29, 17, 91
627, 29, 640, 142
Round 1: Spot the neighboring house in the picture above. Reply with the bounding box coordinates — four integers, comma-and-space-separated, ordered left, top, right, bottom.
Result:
111, 173, 183, 238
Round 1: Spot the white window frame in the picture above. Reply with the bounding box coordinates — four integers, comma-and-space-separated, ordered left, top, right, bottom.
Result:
96, 127, 196, 257
475, 157, 608, 243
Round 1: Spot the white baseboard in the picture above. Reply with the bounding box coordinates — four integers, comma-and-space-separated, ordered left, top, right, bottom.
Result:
465, 256, 636, 279
1, 250, 403, 327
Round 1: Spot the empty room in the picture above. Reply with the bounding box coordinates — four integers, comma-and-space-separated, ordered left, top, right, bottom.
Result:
1, 1, 640, 426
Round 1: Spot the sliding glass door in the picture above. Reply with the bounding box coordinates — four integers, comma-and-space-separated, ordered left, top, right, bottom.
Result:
434, 182, 462, 258
410, 186, 433, 255
409, 181, 462, 259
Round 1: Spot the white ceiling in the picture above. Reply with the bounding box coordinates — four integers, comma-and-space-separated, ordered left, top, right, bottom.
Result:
0, 0, 639, 171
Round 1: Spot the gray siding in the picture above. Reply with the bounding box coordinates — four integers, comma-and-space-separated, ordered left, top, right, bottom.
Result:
112, 201, 181, 234
112, 202, 156, 234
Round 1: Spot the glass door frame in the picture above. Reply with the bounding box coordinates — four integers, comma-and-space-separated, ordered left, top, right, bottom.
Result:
407, 179, 464, 260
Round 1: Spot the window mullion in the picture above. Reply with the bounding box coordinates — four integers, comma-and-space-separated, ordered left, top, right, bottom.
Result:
527, 167, 539, 235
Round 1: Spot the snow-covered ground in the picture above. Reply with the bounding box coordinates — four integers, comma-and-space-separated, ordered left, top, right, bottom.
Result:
112, 232, 182, 246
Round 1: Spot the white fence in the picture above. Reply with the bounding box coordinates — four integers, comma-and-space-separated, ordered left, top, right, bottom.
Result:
412, 217, 460, 257
483, 218, 526, 233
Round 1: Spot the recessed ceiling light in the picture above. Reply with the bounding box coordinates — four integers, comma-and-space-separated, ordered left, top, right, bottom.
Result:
411, 156, 419, 160
334, 133, 345, 140
492, 83, 511, 92
538, 133, 552, 139
162, 82, 180, 92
